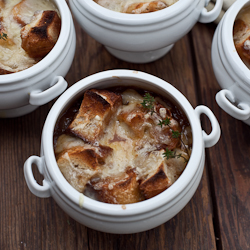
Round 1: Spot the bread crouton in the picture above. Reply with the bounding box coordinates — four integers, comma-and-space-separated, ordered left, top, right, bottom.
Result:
57, 146, 102, 193
125, 1, 167, 13
84, 168, 143, 204
55, 134, 113, 163
139, 161, 170, 199
118, 106, 146, 137
68, 89, 122, 143
21, 10, 61, 59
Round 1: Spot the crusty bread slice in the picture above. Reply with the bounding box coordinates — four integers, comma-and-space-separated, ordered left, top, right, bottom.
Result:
21, 10, 61, 59
57, 146, 102, 193
11, 0, 59, 27
140, 150, 171, 199
125, 1, 167, 13
140, 148, 188, 199
84, 168, 143, 204
68, 89, 122, 143
55, 134, 113, 164
118, 106, 146, 137
233, 18, 250, 67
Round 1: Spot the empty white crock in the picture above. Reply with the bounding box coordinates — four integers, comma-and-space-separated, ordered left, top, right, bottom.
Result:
0, 0, 76, 118
212, 0, 250, 124
23, 70, 221, 234
68, 0, 222, 63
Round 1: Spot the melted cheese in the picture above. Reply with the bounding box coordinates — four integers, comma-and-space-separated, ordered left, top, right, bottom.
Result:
0, 0, 59, 73
94, 0, 178, 13
55, 89, 192, 198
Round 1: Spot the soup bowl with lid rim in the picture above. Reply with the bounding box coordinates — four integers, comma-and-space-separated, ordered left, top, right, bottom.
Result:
69, 0, 223, 63
0, 0, 76, 118
23, 69, 221, 234
212, 0, 250, 124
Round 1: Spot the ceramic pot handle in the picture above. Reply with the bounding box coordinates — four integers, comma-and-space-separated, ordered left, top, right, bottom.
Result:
195, 105, 221, 148
24, 156, 51, 198
29, 76, 67, 106
216, 89, 250, 121
199, 0, 223, 23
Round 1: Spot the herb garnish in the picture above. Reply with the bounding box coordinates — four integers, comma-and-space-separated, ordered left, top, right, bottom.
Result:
141, 93, 190, 162
141, 93, 155, 115
0, 32, 8, 40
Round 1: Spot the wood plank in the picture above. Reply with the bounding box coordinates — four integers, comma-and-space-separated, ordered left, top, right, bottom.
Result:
0, 11, 218, 250
191, 22, 250, 250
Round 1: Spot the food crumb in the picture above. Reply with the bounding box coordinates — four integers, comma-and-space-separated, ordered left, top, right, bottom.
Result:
121, 205, 126, 210
79, 193, 84, 208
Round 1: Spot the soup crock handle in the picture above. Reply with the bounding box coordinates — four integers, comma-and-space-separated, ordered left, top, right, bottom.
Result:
198, 0, 223, 23
29, 76, 67, 106
195, 105, 221, 148
216, 89, 250, 121
24, 156, 51, 198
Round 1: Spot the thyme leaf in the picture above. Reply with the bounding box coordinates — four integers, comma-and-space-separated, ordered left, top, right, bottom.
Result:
141, 93, 155, 114
0, 32, 8, 40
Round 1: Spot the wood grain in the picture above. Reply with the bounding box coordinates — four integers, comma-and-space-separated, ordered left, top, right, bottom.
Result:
1, 5, 249, 250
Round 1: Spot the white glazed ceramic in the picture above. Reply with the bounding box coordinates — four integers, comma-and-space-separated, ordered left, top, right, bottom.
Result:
69, 0, 222, 63
23, 70, 220, 234
0, 0, 76, 118
212, 0, 250, 124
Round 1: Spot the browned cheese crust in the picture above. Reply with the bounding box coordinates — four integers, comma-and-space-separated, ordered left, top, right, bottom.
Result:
68, 89, 123, 143
85, 168, 144, 204
21, 10, 61, 59
125, 1, 168, 13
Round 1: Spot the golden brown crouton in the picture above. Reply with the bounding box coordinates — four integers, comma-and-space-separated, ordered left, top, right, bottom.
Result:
68, 89, 122, 143
118, 106, 146, 137
125, 1, 168, 14
57, 146, 102, 193
139, 162, 170, 199
21, 10, 61, 59
84, 168, 144, 204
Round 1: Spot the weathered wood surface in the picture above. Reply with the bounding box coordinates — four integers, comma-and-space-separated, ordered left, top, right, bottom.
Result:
0, 9, 249, 250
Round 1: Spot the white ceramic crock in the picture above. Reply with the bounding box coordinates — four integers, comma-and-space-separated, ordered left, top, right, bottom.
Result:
68, 0, 222, 63
23, 70, 220, 234
0, 0, 76, 118
212, 0, 250, 124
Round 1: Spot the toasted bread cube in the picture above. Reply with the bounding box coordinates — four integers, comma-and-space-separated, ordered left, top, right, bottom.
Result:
118, 106, 146, 137
57, 146, 101, 193
84, 168, 143, 204
125, 1, 167, 13
55, 134, 113, 163
140, 162, 170, 199
68, 89, 122, 143
233, 19, 250, 67
139, 148, 188, 199
11, 0, 60, 26
12, 0, 31, 26
21, 10, 61, 59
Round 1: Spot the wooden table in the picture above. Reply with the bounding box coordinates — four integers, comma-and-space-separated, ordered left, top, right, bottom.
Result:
1, 7, 250, 250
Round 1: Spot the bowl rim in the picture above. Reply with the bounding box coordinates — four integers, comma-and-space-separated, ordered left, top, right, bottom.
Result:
0, 0, 71, 84
72, 0, 198, 25
42, 69, 204, 216
221, 0, 250, 85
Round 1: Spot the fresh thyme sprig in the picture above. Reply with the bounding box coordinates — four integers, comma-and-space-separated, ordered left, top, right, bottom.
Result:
141, 93, 190, 162
141, 93, 155, 115
0, 32, 8, 40
163, 148, 188, 163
